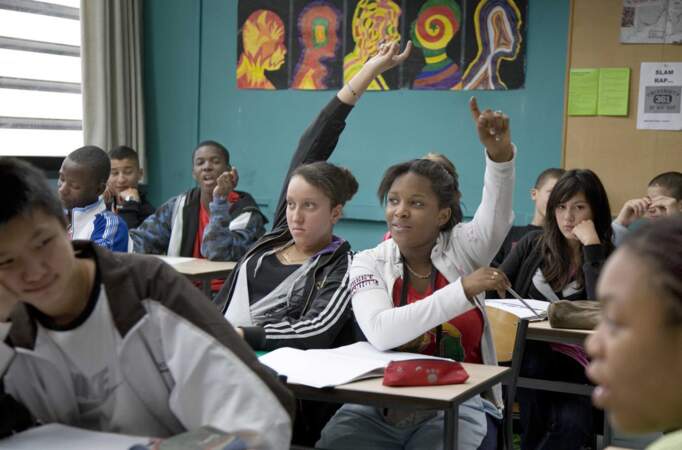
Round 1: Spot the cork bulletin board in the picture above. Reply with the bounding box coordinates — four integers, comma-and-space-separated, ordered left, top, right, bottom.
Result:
563, 0, 682, 211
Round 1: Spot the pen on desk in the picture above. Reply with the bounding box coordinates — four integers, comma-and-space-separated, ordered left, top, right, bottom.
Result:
506, 286, 542, 317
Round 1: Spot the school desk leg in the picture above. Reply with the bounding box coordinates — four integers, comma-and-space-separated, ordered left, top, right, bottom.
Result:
602, 412, 613, 448
201, 280, 211, 297
444, 406, 458, 450
505, 319, 529, 450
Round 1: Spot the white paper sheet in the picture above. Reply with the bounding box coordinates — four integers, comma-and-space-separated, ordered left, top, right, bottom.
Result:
259, 342, 448, 388
0, 424, 146, 449
637, 62, 682, 130
154, 256, 195, 266
486, 299, 550, 320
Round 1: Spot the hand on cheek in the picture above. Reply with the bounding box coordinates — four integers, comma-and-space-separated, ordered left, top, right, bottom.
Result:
572, 220, 600, 246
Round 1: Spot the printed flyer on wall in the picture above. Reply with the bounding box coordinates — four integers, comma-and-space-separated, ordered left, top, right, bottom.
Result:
637, 62, 682, 130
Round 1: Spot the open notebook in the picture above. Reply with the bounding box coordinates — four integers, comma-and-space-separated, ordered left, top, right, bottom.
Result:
259, 342, 449, 389
485, 298, 550, 321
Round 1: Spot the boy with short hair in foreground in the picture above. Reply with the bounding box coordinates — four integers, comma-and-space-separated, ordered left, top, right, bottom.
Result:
58, 145, 130, 252
105, 145, 155, 229
0, 158, 294, 449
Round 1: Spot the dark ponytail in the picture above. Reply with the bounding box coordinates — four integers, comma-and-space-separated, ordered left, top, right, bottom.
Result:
292, 161, 359, 206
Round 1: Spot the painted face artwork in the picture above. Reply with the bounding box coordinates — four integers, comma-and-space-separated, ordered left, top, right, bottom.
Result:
344, 0, 402, 90
291, 0, 342, 90
462, 0, 524, 90
410, 0, 462, 90
237, 9, 288, 89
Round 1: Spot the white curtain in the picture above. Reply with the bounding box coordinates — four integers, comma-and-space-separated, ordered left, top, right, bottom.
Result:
80, 0, 146, 169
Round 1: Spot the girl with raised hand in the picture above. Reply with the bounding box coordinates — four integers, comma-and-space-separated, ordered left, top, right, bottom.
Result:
497, 169, 614, 450
318, 96, 517, 449
586, 216, 682, 450
214, 41, 412, 352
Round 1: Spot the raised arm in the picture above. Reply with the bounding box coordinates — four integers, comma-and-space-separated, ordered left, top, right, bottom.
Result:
455, 98, 516, 267
271, 41, 413, 229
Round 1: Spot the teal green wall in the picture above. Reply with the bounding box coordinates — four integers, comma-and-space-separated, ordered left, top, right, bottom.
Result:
144, 0, 570, 251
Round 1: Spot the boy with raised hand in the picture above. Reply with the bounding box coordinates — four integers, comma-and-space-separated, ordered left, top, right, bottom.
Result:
130, 140, 266, 265
0, 158, 294, 448
58, 145, 130, 252
105, 145, 155, 229
613, 171, 682, 245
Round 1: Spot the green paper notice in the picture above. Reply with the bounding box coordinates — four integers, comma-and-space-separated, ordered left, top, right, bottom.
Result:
597, 68, 630, 116
568, 69, 599, 116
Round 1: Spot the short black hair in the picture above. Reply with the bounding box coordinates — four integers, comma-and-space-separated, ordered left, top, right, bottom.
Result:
67, 145, 111, 185
535, 168, 565, 189
621, 215, 682, 326
109, 145, 139, 165
0, 157, 66, 227
648, 171, 682, 200
192, 140, 230, 166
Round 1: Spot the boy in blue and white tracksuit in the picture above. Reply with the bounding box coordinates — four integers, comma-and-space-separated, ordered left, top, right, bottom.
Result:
58, 145, 130, 252
69, 197, 130, 252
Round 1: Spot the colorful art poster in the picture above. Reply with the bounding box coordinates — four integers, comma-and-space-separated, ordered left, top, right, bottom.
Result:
343, 0, 404, 90
460, 0, 527, 90
637, 62, 682, 130
237, 0, 290, 90
290, 0, 344, 90
402, 0, 465, 90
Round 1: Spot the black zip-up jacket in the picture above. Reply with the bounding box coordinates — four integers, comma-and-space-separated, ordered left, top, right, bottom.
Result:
106, 184, 156, 230
498, 230, 609, 300
214, 97, 357, 351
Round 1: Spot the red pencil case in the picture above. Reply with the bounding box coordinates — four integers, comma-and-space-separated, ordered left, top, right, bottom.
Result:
383, 359, 469, 387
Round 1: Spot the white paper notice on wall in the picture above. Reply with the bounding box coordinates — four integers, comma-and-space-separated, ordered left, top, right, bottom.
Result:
637, 62, 682, 130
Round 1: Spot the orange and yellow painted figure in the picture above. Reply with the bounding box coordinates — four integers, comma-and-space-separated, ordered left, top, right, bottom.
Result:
343, 0, 401, 91
461, 0, 523, 90
291, 1, 341, 90
237, 9, 287, 89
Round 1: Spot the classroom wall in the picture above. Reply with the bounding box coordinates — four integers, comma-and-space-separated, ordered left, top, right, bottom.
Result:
143, 0, 570, 251
564, 0, 682, 212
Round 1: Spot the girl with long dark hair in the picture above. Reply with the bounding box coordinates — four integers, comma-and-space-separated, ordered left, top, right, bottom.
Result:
498, 169, 614, 450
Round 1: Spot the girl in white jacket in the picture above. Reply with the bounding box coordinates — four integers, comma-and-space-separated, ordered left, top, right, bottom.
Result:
318, 98, 517, 450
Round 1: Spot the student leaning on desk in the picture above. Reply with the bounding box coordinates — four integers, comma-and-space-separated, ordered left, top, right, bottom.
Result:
0, 158, 294, 449
587, 216, 682, 450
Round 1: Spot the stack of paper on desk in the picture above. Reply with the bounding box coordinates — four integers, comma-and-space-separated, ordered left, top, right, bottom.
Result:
0, 424, 145, 449
486, 298, 549, 321
259, 341, 448, 388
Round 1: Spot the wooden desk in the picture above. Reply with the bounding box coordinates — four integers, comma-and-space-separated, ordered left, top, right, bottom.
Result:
504, 320, 611, 449
157, 256, 236, 296
288, 363, 511, 450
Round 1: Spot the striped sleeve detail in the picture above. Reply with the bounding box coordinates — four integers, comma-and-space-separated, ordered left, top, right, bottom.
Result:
262, 254, 352, 340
